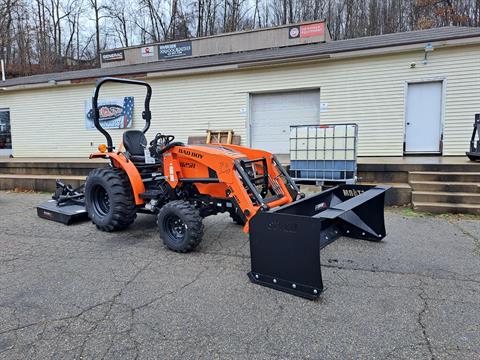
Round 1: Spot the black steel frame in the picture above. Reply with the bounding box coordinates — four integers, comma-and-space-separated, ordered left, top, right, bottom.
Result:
467, 113, 480, 161
53, 180, 85, 206
248, 184, 389, 300
92, 77, 152, 152
234, 157, 300, 210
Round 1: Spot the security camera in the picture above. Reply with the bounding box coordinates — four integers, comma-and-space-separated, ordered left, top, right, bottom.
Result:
410, 62, 416, 69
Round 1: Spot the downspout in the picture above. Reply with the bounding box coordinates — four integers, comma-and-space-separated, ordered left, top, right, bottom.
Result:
0, 59, 5, 81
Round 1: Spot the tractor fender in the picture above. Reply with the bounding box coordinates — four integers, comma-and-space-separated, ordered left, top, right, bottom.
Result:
90, 152, 145, 205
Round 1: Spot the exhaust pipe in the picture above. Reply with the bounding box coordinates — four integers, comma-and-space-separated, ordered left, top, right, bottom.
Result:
248, 184, 389, 299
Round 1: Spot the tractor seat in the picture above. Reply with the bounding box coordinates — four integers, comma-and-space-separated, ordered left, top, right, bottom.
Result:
123, 130, 147, 162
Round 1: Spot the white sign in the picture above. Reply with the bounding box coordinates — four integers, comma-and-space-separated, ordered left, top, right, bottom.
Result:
144, 148, 155, 164
141, 46, 155, 57
320, 102, 329, 112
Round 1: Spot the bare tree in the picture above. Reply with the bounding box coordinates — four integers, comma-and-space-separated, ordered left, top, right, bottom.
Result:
89, 0, 105, 65
3, 0, 480, 78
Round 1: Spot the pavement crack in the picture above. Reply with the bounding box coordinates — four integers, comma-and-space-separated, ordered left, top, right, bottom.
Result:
78, 259, 154, 358
133, 267, 208, 312
321, 262, 480, 285
450, 220, 480, 257
417, 282, 435, 360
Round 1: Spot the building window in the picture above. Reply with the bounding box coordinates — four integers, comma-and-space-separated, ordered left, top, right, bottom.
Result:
0, 109, 11, 150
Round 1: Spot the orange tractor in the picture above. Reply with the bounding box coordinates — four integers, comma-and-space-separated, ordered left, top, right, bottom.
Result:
38, 77, 389, 299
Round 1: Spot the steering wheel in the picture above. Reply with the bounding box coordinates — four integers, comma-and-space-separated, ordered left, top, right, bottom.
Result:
149, 133, 175, 158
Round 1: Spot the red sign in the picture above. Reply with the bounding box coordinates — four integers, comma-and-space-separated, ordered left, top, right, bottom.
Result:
300, 22, 324, 38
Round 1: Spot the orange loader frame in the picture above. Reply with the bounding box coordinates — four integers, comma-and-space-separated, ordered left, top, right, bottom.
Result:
91, 143, 301, 232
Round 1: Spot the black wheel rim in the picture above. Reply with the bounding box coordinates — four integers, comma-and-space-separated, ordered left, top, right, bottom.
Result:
163, 214, 186, 243
91, 185, 110, 216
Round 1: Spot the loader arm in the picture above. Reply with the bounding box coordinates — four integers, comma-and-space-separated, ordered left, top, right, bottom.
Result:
162, 144, 300, 230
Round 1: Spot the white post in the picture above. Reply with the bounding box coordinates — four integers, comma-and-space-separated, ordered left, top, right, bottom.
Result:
0, 59, 5, 81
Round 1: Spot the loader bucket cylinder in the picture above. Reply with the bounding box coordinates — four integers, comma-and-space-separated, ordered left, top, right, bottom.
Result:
248, 185, 389, 299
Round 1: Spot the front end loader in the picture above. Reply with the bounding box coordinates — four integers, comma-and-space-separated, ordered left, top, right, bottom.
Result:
38, 77, 389, 299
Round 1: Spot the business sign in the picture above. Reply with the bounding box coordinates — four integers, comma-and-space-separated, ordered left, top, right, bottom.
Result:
300, 22, 325, 38
85, 97, 134, 130
159, 41, 192, 59
101, 50, 125, 63
289, 22, 325, 39
289, 26, 300, 39
141, 46, 155, 57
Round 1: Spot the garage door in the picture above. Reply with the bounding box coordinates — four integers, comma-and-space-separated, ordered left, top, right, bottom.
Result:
250, 90, 320, 154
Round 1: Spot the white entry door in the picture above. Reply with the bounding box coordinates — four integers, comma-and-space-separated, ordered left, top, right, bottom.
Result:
405, 82, 443, 153
250, 90, 320, 154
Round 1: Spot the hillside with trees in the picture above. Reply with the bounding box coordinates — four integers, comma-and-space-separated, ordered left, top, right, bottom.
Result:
1, 0, 479, 77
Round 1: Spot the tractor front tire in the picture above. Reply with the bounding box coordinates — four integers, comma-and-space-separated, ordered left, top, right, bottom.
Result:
85, 167, 137, 231
157, 200, 204, 252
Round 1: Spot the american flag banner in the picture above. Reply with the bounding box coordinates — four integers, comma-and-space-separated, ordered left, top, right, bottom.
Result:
84, 97, 135, 130
122, 97, 134, 128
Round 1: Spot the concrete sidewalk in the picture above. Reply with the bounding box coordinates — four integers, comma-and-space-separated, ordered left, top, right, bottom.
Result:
0, 191, 479, 359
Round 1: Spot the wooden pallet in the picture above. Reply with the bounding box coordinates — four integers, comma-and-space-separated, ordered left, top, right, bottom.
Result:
206, 130, 234, 144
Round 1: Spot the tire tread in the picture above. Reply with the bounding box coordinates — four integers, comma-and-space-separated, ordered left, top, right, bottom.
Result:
157, 200, 204, 252
85, 167, 136, 232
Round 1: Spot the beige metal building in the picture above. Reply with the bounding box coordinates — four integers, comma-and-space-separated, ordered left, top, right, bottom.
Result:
1, 22, 480, 158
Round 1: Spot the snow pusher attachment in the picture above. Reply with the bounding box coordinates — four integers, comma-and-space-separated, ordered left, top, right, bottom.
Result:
248, 184, 389, 300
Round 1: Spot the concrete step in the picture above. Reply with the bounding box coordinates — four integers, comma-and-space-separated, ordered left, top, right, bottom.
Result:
410, 181, 480, 193
409, 171, 480, 182
0, 174, 86, 192
0, 159, 105, 176
357, 170, 409, 184
359, 182, 411, 206
412, 191, 480, 205
359, 161, 480, 173
413, 201, 480, 215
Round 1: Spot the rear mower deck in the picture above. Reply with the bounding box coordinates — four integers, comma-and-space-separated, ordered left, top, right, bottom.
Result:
37, 200, 88, 225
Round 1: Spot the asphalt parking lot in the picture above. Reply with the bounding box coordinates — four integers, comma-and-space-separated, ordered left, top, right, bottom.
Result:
0, 191, 479, 359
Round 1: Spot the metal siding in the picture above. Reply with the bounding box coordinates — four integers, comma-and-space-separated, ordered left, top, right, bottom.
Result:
250, 91, 320, 153
1, 44, 479, 157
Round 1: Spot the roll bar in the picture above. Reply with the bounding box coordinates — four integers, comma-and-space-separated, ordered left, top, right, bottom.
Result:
92, 77, 152, 151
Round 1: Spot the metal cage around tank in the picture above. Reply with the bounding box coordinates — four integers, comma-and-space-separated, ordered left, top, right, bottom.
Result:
289, 123, 358, 183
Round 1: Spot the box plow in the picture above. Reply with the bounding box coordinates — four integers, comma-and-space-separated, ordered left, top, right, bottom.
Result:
249, 184, 388, 299
37, 77, 389, 300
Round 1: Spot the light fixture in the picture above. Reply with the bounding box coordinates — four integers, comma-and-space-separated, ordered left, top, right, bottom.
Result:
423, 43, 434, 65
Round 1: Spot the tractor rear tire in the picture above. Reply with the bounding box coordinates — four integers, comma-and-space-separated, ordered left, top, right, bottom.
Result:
157, 200, 204, 253
85, 167, 137, 231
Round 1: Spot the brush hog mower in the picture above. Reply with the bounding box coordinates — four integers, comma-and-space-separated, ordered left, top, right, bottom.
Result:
37, 181, 88, 225
467, 113, 480, 161
37, 77, 389, 299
